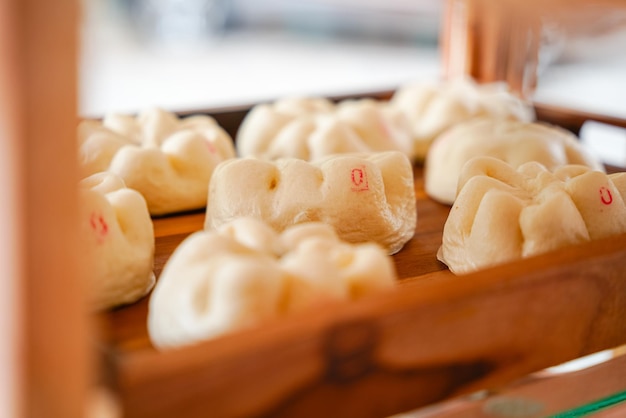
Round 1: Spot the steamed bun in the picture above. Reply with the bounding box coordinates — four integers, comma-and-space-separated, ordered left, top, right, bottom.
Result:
78, 108, 235, 215
438, 157, 626, 274
236, 97, 415, 161
148, 218, 396, 349
80, 172, 155, 310
205, 151, 417, 254
236, 97, 334, 158
425, 118, 604, 204
390, 78, 535, 160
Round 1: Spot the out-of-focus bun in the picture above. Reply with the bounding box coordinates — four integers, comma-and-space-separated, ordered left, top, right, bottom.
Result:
425, 118, 603, 204
78, 108, 235, 215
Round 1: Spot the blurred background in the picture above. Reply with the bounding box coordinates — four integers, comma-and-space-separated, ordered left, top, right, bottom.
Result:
80, 0, 626, 119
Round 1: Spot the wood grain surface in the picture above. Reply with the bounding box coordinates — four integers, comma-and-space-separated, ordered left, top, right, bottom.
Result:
97, 162, 626, 418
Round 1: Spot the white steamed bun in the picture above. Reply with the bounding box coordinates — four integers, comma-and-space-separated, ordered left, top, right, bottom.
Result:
148, 218, 396, 349
425, 118, 604, 204
236, 97, 415, 161
79, 172, 155, 310
390, 78, 535, 160
438, 157, 626, 274
205, 151, 417, 254
78, 108, 235, 215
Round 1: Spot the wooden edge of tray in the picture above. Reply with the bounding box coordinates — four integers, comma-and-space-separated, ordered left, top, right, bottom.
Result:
533, 102, 626, 134
109, 232, 626, 418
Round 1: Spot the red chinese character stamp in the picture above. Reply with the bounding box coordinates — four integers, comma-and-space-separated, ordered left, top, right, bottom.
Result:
599, 186, 613, 205
351, 166, 369, 192
90, 212, 109, 244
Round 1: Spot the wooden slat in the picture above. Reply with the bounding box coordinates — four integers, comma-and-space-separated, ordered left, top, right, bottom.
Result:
534, 102, 626, 134
0, 0, 89, 417
112, 232, 626, 418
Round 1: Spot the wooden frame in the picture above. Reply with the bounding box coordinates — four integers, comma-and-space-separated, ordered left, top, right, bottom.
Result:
0, 1, 88, 417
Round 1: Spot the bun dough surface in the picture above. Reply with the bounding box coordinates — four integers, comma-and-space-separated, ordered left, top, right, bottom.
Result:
205, 151, 417, 254
438, 157, 626, 274
390, 78, 535, 160
80, 172, 155, 310
79, 108, 235, 215
425, 119, 604, 204
236, 97, 415, 161
148, 218, 396, 349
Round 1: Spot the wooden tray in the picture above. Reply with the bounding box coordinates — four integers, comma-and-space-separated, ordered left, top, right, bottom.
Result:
96, 105, 626, 418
